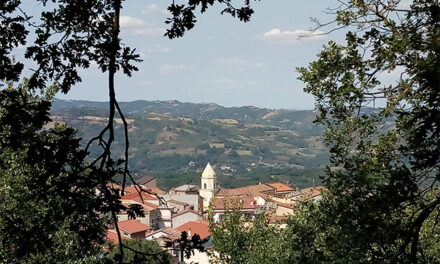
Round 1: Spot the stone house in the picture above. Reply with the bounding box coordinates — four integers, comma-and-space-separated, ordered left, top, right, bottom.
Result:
116, 219, 152, 239
171, 209, 202, 228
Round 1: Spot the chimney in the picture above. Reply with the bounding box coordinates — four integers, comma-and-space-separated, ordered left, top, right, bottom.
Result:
188, 228, 192, 237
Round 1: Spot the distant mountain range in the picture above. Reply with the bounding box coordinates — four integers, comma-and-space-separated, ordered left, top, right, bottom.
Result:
52, 99, 320, 128
50, 99, 329, 189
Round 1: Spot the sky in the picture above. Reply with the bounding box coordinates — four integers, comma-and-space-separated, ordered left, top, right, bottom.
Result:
20, 0, 351, 109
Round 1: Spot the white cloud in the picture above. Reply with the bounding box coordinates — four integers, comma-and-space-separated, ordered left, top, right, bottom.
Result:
215, 57, 264, 69
119, 15, 165, 36
157, 64, 189, 74
129, 27, 165, 36
142, 4, 170, 15
137, 44, 171, 60
120, 16, 144, 27
259, 28, 325, 44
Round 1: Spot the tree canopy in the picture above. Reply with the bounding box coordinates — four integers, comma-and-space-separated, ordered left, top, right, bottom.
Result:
209, 1, 440, 263
297, 0, 440, 262
0, 0, 258, 263
107, 239, 173, 264
0, 87, 113, 263
3, 0, 440, 263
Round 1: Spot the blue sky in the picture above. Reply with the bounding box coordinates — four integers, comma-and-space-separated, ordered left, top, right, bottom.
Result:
22, 0, 351, 109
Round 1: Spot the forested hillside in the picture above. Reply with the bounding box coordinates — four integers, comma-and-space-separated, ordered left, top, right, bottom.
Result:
50, 99, 328, 189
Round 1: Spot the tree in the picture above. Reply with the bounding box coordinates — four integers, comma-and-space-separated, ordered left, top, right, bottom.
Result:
208, 205, 291, 264
107, 239, 172, 264
296, 0, 440, 262
175, 231, 205, 262
0, 87, 115, 263
1, 0, 260, 262
205, 1, 440, 263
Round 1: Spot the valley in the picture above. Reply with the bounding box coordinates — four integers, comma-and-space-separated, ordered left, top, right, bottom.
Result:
50, 99, 329, 189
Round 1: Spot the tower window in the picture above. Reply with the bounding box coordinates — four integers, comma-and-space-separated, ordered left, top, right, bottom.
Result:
204, 183, 207, 189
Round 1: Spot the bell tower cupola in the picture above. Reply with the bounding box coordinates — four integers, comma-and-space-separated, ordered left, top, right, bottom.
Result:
199, 162, 218, 208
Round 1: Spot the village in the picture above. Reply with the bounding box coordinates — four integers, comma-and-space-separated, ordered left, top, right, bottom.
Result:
106, 163, 324, 263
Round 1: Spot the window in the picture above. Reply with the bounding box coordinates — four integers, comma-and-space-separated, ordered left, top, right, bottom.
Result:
204, 183, 207, 189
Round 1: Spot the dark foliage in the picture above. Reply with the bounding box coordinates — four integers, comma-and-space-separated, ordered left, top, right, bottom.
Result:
0, 88, 115, 263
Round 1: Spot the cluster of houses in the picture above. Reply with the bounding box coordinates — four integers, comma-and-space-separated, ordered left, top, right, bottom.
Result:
106, 163, 324, 263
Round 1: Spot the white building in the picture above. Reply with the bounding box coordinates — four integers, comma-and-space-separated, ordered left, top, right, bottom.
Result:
199, 162, 219, 208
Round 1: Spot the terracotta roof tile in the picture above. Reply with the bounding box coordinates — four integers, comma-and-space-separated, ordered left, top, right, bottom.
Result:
121, 201, 158, 212
124, 185, 166, 195
131, 196, 160, 207
296, 186, 326, 200
212, 197, 259, 210
273, 200, 296, 209
175, 220, 210, 240
146, 227, 182, 241
216, 184, 275, 197
117, 219, 152, 234
268, 182, 294, 192
148, 187, 166, 195
106, 230, 121, 244
257, 193, 270, 200
123, 186, 140, 194
121, 191, 159, 201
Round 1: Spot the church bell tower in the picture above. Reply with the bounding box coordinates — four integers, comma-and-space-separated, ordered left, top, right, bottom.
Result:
199, 162, 218, 208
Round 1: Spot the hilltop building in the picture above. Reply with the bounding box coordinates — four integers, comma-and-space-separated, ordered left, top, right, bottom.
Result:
199, 162, 219, 208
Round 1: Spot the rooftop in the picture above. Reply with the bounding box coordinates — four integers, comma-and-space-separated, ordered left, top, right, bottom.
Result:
124, 185, 166, 195
106, 230, 121, 244
216, 184, 275, 197
202, 162, 216, 179
168, 199, 189, 206
172, 209, 201, 219
121, 192, 159, 201
268, 182, 294, 192
121, 200, 158, 212
117, 219, 152, 234
135, 176, 156, 185
298, 186, 326, 200
148, 187, 166, 195
212, 197, 260, 210
146, 227, 182, 241
175, 220, 210, 240
160, 194, 201, 209
272, 200, 295, 209
172, 184, 199, 192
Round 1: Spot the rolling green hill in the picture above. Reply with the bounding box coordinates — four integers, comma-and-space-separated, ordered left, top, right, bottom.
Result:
50, 99, 328, 189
